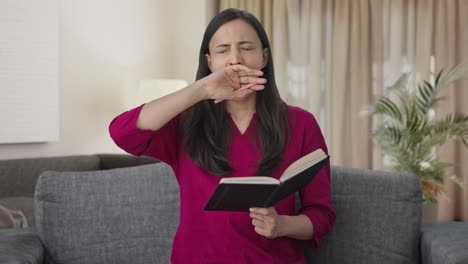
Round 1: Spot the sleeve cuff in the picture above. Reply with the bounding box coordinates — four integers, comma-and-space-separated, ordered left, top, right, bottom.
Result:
299, 207, 335, 249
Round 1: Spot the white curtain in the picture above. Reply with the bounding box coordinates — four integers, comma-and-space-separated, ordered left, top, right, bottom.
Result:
286, 0, 373, 168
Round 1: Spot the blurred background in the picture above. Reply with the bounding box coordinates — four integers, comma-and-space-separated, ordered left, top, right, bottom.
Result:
0, 0, 467, 221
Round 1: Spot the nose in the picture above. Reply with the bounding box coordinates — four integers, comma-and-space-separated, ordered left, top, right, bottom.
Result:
228, 49, 242, 65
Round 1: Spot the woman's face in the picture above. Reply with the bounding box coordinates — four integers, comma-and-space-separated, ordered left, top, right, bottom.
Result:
206, 19, 268, 73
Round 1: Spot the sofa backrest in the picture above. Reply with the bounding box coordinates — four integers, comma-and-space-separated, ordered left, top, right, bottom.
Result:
309, 166, 422, 264
0, 156, 101, 198
0, 154, 159, 198
96, 154, 159, 170
35, 162, 179, 264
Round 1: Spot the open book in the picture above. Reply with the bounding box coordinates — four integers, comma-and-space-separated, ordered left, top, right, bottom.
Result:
204, 148, 330, 212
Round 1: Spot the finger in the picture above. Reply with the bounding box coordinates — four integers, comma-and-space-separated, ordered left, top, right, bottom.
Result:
255, 214, 276, 226
248, 84, 265, 91
230, 64, 248, 72
251, 219, 265, 228
251, 207, 270, 215
225, 68, 240, 88
239, 76, 267, 85
250, 212, 265, 221
249, 208, 260, 214
237, 70, 264, 77
231, 65, 263, 77
238, 83, 255, 91
214, 84, 262, 104
254, 226, 267, 236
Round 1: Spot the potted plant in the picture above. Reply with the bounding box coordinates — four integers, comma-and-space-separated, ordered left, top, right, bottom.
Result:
363, 63, 468, 204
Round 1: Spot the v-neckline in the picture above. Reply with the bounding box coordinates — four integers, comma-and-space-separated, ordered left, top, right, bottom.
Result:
228, 112, 257, 136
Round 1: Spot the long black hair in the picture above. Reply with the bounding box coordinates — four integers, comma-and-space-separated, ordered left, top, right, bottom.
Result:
181, 8, 289, 176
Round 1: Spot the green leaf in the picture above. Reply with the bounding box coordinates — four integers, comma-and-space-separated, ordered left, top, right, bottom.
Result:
372, 97, 403, 123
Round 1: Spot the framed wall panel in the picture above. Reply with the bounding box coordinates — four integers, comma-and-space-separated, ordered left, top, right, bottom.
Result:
0, 0, 59, 143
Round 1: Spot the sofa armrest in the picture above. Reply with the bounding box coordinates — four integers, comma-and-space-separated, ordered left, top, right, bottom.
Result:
96, 154, 159, 170
421, 221, 468, 264
0, 227, 44, 264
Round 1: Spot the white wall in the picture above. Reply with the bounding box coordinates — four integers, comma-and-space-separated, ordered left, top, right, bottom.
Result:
0, 0, 208, 159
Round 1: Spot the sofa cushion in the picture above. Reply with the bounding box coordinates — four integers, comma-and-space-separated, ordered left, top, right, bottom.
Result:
0, 155, 101, 198
34, 163, 180, 264
0, 227, 44, 264
309, 166, 422, 264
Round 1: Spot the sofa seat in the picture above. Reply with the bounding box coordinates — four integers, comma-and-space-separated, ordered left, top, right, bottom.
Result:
0, 227, 43, 263
421, 222, 468, 264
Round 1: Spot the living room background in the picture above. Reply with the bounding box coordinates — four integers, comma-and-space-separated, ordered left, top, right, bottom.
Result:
0, 0, 215, 160
1, 0, 467, 221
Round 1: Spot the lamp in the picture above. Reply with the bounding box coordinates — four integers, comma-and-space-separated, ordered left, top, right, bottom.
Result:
135, 79, 188, 106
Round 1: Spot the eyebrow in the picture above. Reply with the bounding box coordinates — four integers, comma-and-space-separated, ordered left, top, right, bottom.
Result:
215, 41, 256, 49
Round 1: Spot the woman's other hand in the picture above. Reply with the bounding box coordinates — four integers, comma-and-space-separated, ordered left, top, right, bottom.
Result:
249, 207, 287, 239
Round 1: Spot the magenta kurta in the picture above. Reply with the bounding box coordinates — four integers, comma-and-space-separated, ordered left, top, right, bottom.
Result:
109, 104, 335, 264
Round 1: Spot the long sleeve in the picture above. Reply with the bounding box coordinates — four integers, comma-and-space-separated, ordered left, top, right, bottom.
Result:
108, 105, 180, 168
298, 112, 335, 249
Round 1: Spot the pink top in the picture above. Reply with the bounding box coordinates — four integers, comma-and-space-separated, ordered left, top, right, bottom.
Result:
109, 104, 335, 264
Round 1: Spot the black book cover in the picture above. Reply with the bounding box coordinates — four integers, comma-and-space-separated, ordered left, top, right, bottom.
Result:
204, 155, 329, 212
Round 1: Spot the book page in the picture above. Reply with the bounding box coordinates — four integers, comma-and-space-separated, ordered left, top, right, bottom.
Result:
220, 176, 280, 185
279, 149, 327, 182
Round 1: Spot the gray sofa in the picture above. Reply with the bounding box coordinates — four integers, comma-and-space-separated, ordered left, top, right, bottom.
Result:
0, 154, 158, 227
1, 155, 468, 264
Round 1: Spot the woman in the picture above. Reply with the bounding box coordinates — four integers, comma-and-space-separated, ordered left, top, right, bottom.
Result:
110, 8, 335, 264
